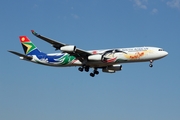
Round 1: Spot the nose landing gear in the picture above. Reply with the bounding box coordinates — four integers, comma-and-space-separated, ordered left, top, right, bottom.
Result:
149, 60, 153, 67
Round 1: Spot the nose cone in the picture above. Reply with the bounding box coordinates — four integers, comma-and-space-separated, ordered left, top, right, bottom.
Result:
163, 51, 168, 56
160, 51, 168, 58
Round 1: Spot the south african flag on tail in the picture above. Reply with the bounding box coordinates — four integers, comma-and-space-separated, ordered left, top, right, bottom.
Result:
19, 36, 42, 55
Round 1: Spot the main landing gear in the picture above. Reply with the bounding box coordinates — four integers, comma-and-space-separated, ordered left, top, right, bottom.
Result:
78, 66, 99, 77
78, 66, 90, 72
90, 69, 99, 77
78, 67, 83, 72
149, 60, 153, 67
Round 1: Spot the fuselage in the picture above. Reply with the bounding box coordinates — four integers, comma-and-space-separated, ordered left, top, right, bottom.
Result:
28, 46, 168, 68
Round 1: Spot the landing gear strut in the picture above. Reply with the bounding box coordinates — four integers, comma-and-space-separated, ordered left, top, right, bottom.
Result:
149, 60, 153, 67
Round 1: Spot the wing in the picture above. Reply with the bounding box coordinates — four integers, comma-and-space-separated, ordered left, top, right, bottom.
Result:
31, 30, 92, 59
8, 50, 32, 60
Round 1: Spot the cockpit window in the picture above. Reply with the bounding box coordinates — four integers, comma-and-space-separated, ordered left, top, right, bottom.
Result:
158, 49, 163, 51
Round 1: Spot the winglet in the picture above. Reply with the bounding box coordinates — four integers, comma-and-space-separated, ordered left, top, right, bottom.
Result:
31, 30, 38, 36
30, 30, 66, 48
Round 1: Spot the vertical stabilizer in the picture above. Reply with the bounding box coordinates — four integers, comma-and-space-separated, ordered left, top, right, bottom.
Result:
19, 36, 42, 55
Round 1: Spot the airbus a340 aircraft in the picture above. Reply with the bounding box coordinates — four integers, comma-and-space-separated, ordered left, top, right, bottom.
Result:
9, 30, 168, 77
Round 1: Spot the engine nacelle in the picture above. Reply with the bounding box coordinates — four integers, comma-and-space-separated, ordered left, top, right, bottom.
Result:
102, 64, 122, 73
60, 45, 76, 53
88, 54, 102, 61
102, 68, 115, 73
107, 64, 122, 71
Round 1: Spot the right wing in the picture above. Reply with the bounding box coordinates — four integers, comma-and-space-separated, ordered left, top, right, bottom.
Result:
31, 30, 66, 49
31, 30, 92, 58
8, 50, 32, 60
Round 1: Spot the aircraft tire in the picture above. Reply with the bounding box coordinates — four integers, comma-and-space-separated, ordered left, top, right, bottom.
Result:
78, 67, 83, 72
85, 66, 89, 72
90, 73, 95, 77
149, 64, 153, 67
94, 70, 99, 75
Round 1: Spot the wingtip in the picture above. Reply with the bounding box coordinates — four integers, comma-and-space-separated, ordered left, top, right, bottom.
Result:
8, 50, 16, 53
31, 30, 35, 34
8, 50, 16, 55
31, 30, 41, 37
31, 30, 38, 36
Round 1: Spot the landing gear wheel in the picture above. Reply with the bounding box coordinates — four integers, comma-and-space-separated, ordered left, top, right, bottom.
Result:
149, 64, 153, 67
85, 66, 89, 72
78, 67, 83, 72
149, 60, 153, 68
94, 70, 99, 75
90, 73, 95, 77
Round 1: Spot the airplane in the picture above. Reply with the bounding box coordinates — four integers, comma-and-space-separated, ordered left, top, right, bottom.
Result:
8, 30, 168, 77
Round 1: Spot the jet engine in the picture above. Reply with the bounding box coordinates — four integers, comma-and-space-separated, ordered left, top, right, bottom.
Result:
102, 64, 122, 73
88, 54, 102, 61
102, 69, 116, 73
60, 45, 76, 53
107, 64, 122, 71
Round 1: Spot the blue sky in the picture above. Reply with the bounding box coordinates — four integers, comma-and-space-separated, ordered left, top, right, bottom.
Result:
0, 0, 180, 120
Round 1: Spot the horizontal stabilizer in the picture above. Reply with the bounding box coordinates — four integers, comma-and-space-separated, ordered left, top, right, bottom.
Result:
8, 50, 32, 60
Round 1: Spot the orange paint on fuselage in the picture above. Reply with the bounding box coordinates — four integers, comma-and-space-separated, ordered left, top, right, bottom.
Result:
127, 52, 145, 60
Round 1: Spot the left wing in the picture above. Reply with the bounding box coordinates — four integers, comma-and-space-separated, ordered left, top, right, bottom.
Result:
31, 30, 92, 58
8, 50, 33, 60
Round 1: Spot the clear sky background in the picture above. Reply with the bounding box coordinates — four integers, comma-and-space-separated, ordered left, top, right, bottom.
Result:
0, 0, 180, 120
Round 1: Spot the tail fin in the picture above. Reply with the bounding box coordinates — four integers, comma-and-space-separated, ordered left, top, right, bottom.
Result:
19, 36, 42, 55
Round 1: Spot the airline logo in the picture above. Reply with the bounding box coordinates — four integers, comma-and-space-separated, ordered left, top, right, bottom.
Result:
20, 36, 30, 43
19, 36, 36, 54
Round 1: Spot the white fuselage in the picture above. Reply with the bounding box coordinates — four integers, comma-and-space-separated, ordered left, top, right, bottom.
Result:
29, 46, 168, 68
